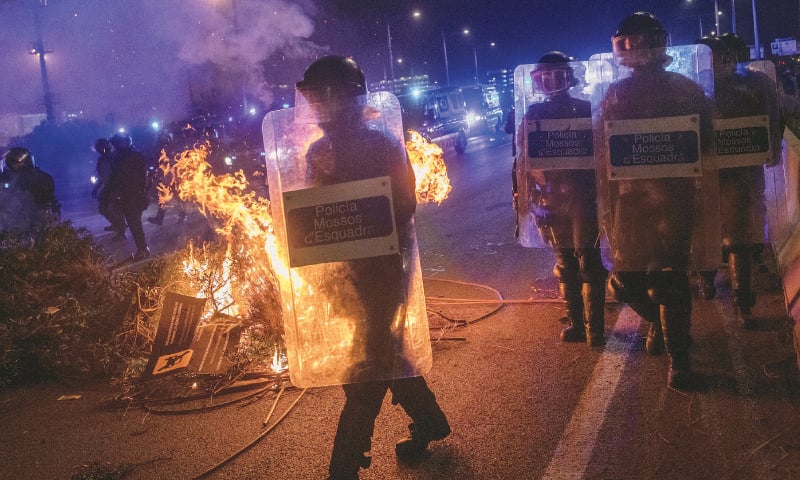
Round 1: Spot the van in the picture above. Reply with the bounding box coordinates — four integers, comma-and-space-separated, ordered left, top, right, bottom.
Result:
398, 87, 470, 154
461, 85, 504, 135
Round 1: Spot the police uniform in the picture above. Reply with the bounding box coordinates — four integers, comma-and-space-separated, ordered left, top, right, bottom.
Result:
521, 64, 607, 346
598, 12, 714, 389
296, 56, 450, 480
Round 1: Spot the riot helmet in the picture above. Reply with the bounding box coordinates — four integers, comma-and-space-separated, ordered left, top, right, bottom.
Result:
109, 132, 133, 151
720, 33, 750, 63
2, 147, 35, 172
202, 126, 219, 139
94, 138, 112, 155
295, 55, 368, 125
612, 11, 669, 69
696, 35, 736, 76
531, 51, 578, 95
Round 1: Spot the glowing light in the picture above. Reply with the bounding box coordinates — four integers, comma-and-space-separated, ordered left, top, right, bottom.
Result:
405, 130, 452, 204
151, 121, 161, 130
249, 107, 257, 116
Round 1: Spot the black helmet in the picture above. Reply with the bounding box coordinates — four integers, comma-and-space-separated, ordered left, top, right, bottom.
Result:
720, 33, 750, 62
296, 55, 367, 100
94, 138, 112, 155
109, 132, 133, 151
531, 51, 578, 95
696, 35, 737, 70
202, 126, 218, 139
612, 12, 668, 68
2, 147, 35, 172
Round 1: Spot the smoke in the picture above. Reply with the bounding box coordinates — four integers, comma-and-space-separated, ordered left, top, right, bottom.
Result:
0, 0, 323, 125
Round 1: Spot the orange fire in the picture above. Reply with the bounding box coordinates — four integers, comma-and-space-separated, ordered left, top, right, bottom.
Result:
405, 130, 452, 205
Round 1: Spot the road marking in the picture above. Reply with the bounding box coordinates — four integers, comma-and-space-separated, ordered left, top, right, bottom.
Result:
542, 307, 642, 480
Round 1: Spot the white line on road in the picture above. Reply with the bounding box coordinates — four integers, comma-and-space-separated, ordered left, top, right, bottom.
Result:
542, 307, 642, 480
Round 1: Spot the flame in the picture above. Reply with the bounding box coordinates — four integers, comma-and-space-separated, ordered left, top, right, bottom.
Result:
405, 130, 452, 204
157, 143, 282, 319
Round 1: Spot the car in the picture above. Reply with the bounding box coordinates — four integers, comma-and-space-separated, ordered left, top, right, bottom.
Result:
398, 87, 470, 154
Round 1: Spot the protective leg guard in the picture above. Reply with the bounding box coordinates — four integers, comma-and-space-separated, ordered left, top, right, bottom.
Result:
729, 250, 756, 329
660, 301, 693, 390
329, 383, 385, 478
698, 270, 717, 300
559, 280, 586, 342
645, 318, 664, 355
583, 280, 606, 347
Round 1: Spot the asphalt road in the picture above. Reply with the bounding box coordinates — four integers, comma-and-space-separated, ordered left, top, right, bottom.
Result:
1, 132, 799, 480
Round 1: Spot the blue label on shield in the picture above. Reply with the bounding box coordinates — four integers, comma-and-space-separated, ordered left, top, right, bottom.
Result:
527, 129, 594, 158
715, 126, 769, 156
609, 131, 699, 167
287, 195, 394, 249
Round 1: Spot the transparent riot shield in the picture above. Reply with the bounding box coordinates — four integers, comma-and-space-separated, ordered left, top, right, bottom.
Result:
261, 91, 431, 388
512, 60, 597, 250
708, 60, 787, 253
589, 44, 719, 272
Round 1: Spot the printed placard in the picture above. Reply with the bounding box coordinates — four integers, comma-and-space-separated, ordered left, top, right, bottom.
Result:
283, 176, 398, 267
143, 292, 206, 378
605, 114, 701, 179
707, 115, 771, 169
525, 117, 595, 170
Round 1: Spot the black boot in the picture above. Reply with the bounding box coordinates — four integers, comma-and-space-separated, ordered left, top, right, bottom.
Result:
559, 281, 586, 342
645, 318, 664, 355
660, 303, 693, 390
698, 270, 717, 300
392, 377, 450, 463
729, 250, 756, 329
583, 280, 606, 347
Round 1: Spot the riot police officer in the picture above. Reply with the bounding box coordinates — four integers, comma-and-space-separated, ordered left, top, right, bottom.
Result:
92, 138, 125, 233
0, 147, 59, 240
519, 52, 607, 346
596, 12, 714, 389
694, 35, 781, 329
296, 55, 450, 480
105, 133, 150, 260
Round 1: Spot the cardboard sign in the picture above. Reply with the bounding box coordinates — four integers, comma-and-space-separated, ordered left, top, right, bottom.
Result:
605, 114, 701, 179
283, 176, 398, 267
525, 117, 595, 170
189, 316, 242, 375
143, 292, 206, 378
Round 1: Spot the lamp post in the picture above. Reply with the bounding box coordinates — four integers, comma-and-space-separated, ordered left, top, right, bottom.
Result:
31, 0, 55, 123
386, 9, 421, 81
752, 0, 761, 58
441, 28, 471, 87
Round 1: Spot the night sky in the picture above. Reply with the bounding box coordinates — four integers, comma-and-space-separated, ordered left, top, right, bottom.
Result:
1, 0, 797, 126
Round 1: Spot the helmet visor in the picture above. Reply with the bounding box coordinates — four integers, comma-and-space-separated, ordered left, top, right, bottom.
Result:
295, 87, 368, 124
531, 69, 572, 94
612, 32, 666, 55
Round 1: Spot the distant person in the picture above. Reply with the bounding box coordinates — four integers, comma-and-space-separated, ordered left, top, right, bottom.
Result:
91, 138, 125, 234
105, 133, 150, 260
0, 147, 60, 242
296, 55, 450, 480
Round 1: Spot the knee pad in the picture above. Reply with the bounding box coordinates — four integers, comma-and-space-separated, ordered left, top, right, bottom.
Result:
608, 271, 647, 303
647, 272, 691, 306
578, 248, 608, 283
552, 250, 580, 282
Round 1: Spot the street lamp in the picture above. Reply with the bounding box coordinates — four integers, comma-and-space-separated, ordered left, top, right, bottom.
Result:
30, 0, 55, 123
387, 9, 421, 81
442, 28, 471, 87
